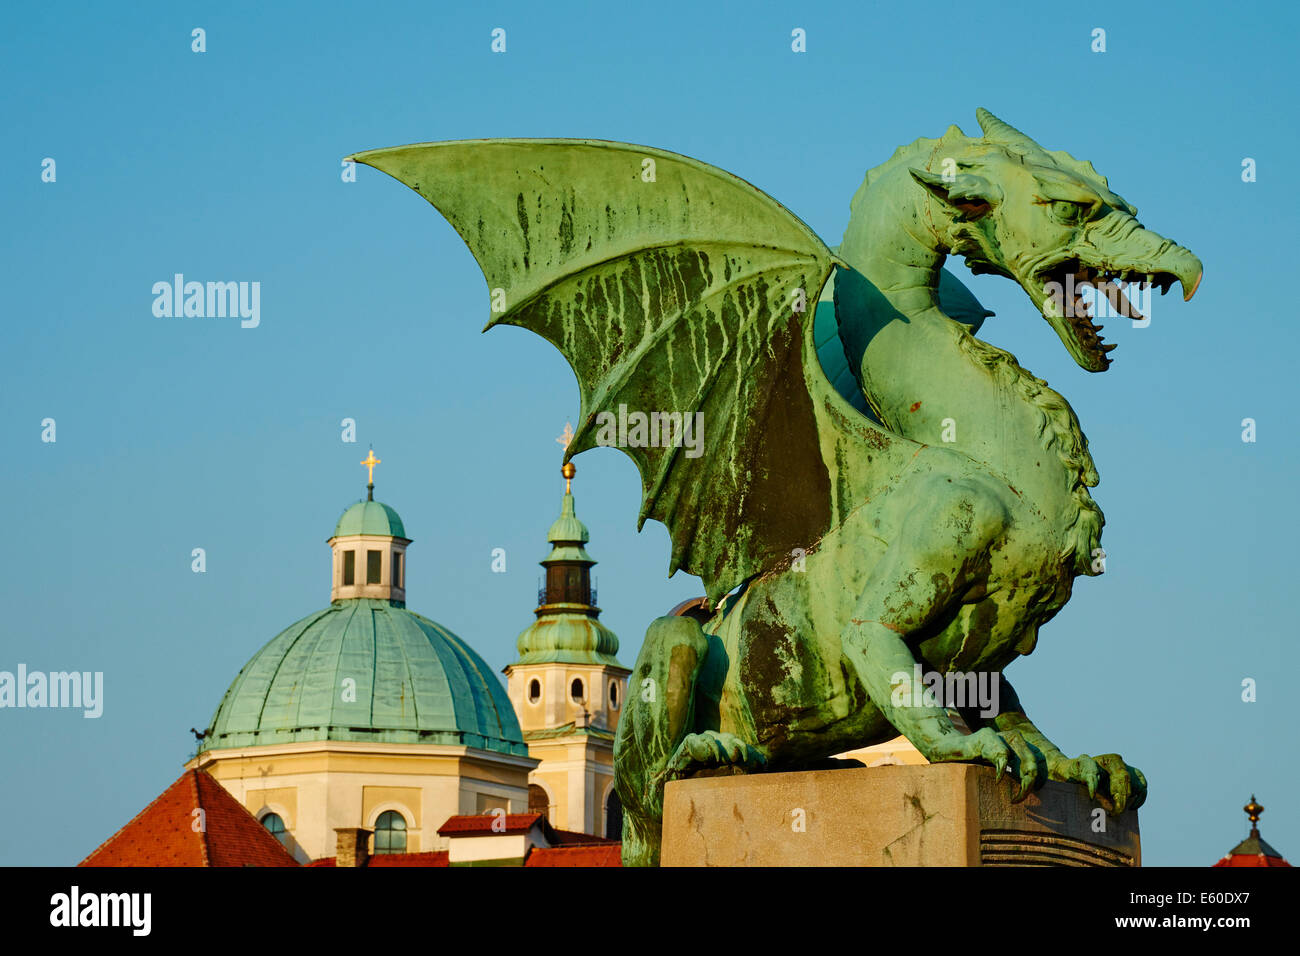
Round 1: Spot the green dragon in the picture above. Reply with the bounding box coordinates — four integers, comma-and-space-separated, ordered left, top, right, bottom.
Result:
349, 109, 1201, 867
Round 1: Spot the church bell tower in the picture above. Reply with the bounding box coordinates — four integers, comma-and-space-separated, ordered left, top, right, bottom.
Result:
504, 460, 630, 838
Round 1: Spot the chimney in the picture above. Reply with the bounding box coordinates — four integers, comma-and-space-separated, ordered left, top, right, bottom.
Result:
334, 827, 373, 868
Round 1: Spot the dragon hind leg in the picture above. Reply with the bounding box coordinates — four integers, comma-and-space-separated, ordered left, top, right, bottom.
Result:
613, 614, 715, 867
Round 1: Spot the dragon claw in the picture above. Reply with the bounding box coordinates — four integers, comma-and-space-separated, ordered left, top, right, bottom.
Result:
663, 731, 766, 782
1049, 751, 1145, 813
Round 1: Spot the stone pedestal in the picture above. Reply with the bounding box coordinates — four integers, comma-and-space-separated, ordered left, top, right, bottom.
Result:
660, 763, 1139, 866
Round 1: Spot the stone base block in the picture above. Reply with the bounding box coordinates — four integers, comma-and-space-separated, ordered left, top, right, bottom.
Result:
660, 763, 1139, 866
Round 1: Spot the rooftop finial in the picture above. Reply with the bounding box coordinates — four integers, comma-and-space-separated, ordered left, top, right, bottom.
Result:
556, 422, 576, 492
361, 447, 381, 500
1245, 794, 1264, 832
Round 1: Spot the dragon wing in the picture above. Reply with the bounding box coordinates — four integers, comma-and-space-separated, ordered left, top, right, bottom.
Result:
349, 139, 843, 603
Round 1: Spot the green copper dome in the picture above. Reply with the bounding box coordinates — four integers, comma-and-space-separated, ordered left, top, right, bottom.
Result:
334, 500, 407, 539
204, 599, 527, 755
515, 614, 621, 667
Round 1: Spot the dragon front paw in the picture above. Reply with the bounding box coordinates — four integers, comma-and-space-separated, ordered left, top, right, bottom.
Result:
658, 731, 767, 784
1047, 752, 1147, 813
929, 727, 1047, 803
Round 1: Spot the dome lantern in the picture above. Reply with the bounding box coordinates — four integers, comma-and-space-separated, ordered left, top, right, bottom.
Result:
327, 449, 411, 604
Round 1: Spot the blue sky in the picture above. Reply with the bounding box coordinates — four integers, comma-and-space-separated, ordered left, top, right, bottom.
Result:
2, 0, 1295, 866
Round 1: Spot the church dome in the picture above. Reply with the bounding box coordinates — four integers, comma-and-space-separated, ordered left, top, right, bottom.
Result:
204, 459, 525, 757
206, 599, 527, 755
334, 500, 407, 539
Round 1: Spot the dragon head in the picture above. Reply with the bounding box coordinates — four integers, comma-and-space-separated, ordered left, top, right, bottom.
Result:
910, 108, 1202, 372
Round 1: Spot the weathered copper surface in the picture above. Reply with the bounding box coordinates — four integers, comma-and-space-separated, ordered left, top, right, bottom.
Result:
350, 109, 1201, 865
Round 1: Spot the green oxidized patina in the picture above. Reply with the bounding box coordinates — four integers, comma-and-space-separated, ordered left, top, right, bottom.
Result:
334, 499, 407, 539
206, 598, 529, 755
350, 109, 1202, 866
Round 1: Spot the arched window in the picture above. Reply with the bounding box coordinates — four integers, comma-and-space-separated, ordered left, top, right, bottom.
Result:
528, 678, 542, 704
570, 678, 585, 703
528, 784, 549, 816
261, 812, 289, 846
605, 789, 623, 840
373, 810, 407, 854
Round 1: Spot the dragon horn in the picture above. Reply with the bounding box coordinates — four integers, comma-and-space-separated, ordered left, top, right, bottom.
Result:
976, 108, 1038, 149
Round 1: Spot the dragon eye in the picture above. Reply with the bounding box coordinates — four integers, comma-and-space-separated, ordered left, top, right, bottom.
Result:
1049, 200, 1088, 225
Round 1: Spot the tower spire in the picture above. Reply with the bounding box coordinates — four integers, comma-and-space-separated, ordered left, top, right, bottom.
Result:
501, 453, 631, 837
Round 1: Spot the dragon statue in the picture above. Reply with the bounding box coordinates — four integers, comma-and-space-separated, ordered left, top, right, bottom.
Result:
349, 109, 1201, 866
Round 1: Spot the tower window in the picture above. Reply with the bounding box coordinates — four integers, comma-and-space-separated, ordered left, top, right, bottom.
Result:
528, 678, 541, 703
261, 812, 289, 847
393, 551, 403, 588
609, 681, 619, 709
570, 678, 585, 703
342, 551, 355, 586
373, 810, 407, 854
367, 550, 382, 584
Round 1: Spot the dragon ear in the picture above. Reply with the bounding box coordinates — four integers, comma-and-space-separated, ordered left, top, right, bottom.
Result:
910, 168, 999, 220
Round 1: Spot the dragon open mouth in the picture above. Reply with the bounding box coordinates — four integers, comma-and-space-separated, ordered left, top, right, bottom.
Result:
1034, 260, 1185, 372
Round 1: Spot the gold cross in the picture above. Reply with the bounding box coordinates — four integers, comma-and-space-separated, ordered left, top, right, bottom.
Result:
361, 448, 381, 484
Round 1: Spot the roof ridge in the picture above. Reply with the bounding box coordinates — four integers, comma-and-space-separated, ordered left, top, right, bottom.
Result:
191, 768, 300, 866
78, 769, 203, 865
373, 601, 422, 731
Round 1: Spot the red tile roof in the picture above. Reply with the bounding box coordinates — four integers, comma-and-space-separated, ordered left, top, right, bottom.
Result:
309, 851, 449, 867
79, 769, 299, 867
437, 812, 544, 836
1212, 853, 1292, 867
526, 844, 623, 867
549, 827, 617, 845
370, 851, 450, 867
1212, 818, 1291, 867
